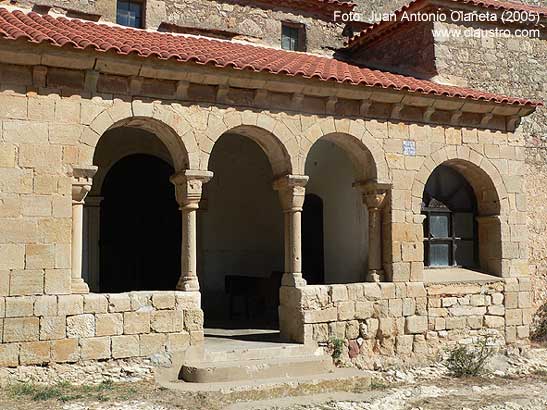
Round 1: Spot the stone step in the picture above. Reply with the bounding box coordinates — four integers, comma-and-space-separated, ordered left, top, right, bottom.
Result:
203, 343, 315, 362
159, 367, 371, 398
181, 354, 335, 383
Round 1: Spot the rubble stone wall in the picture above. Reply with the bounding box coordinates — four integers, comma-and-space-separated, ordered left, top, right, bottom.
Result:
9, 0, 344, 55
0, 291, 202, 366
281, 278, 532, 367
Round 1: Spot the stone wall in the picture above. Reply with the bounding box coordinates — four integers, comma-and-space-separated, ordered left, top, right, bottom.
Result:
281, 278, 532, 367
0, 39, 532, 363
0, 291, 201, 366
345, 10, 547, 339
350, 0, 547, 21
430, 20, 547, 339
7, 0, 345, 55
160, 0, 344, 54
348, 20, 436, 79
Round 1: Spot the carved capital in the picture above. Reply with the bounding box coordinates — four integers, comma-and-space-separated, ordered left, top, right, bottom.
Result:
273, 175, 309, 212
72, 165, 97, 204
365, 191, 387, 211
170, 170, 213, 210
353, 180, 391, 211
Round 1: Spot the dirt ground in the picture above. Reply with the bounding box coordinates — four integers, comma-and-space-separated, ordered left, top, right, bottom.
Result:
1, 348, 547, 410
0, 372, 546, 410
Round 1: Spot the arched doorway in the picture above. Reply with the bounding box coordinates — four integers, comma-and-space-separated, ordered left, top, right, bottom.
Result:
304, 139, 367, 284
201, 133, 284, 328
99, 154, 181, 292
422, 165, 478, 268
302, 194, 325, 285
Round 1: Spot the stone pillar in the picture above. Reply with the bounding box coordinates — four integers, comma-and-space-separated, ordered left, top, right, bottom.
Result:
71, 166, 98, 294
170, 170, 213, 291
354, 181, 390, 282
273, 175, 309, 287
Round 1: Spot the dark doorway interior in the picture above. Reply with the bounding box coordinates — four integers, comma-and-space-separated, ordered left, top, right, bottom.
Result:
99, 154, 181, 292
302, 194, 325, 284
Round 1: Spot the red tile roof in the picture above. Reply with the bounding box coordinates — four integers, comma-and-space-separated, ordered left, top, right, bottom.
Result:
0, 8, 541, 107
349, 0, 547, 47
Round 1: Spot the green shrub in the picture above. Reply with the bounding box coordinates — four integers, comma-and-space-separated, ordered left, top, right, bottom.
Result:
328, 337, 345, 360
445, 337, 494, 377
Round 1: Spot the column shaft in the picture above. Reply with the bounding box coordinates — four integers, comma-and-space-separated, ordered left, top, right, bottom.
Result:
288, 209, 303, 274
367, 208, 383, 281
274, 175, 308, 287
71, 165, 97, 294
354, 180, 390, 283
179, 207, 199, 291
71, 201, 84, 282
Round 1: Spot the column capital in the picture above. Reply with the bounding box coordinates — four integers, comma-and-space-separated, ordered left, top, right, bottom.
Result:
170, 169, 213, 210
353, 179, 390, 211
273, 174, 309, 212
72, 165, 97, 204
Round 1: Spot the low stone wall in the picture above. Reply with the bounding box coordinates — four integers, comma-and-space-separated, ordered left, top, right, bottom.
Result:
0, 291, 202, 367
281, 277, 532, 367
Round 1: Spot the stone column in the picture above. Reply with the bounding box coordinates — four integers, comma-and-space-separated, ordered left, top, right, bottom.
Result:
170, 170, 213, 291
273, 175, 309, 287
71, 166, 98, 294
354, 181, 390, 282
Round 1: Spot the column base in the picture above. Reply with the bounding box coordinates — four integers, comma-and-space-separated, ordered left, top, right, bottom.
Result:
366, 269, 384, 283
281, 272, 307, 287
71, 278, 90, 294
177, 276, 200, 291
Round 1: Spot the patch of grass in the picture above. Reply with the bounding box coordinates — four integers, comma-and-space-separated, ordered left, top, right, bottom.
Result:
7, 378, 131, 403
8, 383, 39, 398
32, 386, 64, 401
370, 378, 389, 390
8, 382, 77, 402
445, 337, 494, 378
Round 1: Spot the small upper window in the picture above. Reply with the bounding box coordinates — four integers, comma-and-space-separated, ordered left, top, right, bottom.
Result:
117, 0, 144, 28
281, 22, 306, 51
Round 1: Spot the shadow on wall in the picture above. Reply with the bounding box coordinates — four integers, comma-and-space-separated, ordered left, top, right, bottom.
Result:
532, 302, 547, 344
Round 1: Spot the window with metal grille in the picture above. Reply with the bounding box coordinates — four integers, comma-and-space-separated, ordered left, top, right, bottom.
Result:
422, 165, 478, 268
116, 0, 144, 28
281, 22, 306, 51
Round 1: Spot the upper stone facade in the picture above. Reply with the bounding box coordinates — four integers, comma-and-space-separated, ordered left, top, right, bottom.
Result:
4, 0, 352, 55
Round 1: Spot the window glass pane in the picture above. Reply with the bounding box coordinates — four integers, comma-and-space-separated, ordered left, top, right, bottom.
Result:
454, 213, 474, 238
117, 0, 142, 28
282, 25, 299, 50
429, 213, 449, 238
429, 243, 450, 266
455, 240, 475, 267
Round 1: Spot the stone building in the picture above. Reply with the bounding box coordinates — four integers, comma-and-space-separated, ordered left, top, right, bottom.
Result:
0, 0, 544, 370
346, 0, 547, 340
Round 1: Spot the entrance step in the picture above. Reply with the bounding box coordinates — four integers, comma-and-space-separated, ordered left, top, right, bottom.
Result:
158, 367, 371, 400
203, 341, 314, 362
181, 355, 334, 383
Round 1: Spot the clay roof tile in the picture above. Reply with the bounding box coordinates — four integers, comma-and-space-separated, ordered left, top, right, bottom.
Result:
0, 7, 541, 107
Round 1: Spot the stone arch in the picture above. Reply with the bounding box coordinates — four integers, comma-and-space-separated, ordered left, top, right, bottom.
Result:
300, 124, 389, 183
84, 104, 195, 172
205, 123, 294, 176
412, 147, 507, 217
413, 146, 509, 276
